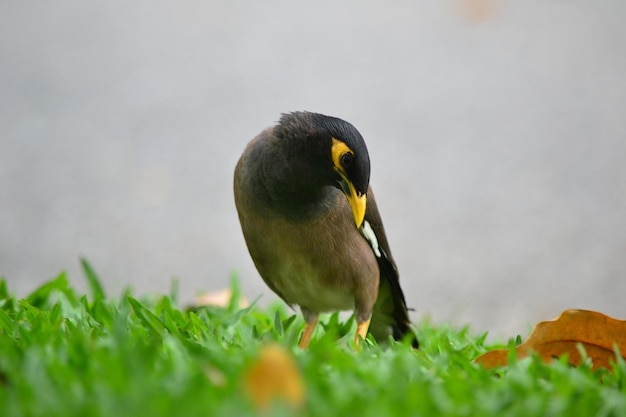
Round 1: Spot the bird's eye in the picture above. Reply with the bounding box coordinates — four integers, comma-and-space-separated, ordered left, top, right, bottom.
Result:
340, 152, 354, 168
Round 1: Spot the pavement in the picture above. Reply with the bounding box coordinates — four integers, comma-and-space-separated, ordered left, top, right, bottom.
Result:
1, 0, 625, 340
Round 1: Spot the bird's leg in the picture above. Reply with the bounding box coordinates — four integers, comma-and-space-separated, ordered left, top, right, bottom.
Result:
354, 319, 371, 346
298, 310, 318, 349
354, 289, 376, 346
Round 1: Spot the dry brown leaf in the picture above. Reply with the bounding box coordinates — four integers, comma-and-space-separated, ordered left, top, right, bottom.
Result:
475, 309, 626, 371
190, 289, 249, 309
456, 0, 496, 22
203, 365, 226, 387
244, 345, 305, 411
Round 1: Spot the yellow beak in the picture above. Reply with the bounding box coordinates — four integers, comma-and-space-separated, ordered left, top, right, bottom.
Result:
338, 176, 366, 228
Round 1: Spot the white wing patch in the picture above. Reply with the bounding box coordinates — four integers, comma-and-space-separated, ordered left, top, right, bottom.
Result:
360, 220, 381, 258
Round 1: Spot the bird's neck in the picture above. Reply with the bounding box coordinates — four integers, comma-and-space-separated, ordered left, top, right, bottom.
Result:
256, 148, 334, 222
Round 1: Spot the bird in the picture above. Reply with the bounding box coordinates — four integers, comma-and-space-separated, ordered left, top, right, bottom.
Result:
234, 111, 418, 349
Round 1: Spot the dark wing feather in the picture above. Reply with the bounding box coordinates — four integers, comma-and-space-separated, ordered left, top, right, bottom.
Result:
362, 187, 419, 348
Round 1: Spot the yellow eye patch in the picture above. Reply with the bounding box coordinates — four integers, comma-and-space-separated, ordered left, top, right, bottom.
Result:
331, 137, 354, 173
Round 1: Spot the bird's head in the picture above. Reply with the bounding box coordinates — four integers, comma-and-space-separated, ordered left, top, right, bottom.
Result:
276, 112, 370, 228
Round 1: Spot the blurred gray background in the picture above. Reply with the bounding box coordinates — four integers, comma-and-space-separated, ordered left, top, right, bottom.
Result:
1, 0, 625, 339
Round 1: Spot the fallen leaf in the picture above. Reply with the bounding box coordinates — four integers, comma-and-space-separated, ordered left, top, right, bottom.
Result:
475, 309, 626, 371
244, 345, 305, 410
456, 0, 496, 22
190, 289, 249, 309
203, 365, 226, 387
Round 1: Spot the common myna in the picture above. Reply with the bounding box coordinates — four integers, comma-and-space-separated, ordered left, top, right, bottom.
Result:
234, 111, 418, 349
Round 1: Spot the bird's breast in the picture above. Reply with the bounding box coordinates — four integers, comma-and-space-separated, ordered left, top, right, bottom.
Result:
270, 259, 355, 313
238, 198, 378, 314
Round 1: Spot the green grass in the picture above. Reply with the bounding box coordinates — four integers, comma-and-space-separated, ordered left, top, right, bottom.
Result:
1, 261, 625, 417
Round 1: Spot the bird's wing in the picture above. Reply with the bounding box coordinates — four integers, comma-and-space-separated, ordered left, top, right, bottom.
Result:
360, 187, 419, 348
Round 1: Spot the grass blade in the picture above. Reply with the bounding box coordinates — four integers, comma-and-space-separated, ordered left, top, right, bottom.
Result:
128, 297, 167, 337
26, 272, 69, 308
80, 258, 106, 299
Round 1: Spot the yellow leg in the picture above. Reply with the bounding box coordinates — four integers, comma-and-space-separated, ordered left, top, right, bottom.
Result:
354, 319, 371, 346
298, 317, 319, 349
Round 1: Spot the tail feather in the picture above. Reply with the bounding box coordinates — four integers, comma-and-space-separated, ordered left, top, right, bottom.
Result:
370, 247, 419, 348
361, 189, 418, 348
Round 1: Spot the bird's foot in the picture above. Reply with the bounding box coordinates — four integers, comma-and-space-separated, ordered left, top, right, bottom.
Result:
298, 317, 319, 349
354, 319, 371, 346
